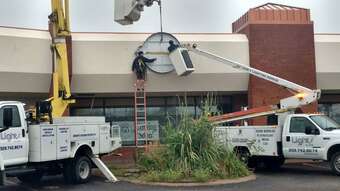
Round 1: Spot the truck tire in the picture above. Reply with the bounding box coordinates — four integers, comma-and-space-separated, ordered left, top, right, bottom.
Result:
236, 149, 250, 164
330, 152, 340, 176
265, 157, 285, 171
235, 149, 256, 168
65, 156, 92, 184
17, 171, 43, 184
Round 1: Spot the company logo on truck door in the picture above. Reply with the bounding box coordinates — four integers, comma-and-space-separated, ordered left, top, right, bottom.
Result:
0, 132, 21, 142
292, 137, 313, 146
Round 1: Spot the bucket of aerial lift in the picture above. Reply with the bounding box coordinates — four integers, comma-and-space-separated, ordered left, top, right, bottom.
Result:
169, 47, 195, 76
114, 0, 144, 25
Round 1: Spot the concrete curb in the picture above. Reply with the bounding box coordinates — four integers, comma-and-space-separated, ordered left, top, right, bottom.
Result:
118, 174, 256, 187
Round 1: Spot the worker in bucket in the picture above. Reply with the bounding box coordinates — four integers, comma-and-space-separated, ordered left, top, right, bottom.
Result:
132, 51, 156, 88
168, 40, 179, 53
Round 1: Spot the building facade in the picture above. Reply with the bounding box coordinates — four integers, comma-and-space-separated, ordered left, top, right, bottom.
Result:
0, 3, 339, 146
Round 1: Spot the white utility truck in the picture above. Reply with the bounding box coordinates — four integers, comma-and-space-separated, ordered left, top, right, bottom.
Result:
0, 0, 122, 186
0, 101, 121, 185
176, 44, 340, 175
214, 113, 340, 175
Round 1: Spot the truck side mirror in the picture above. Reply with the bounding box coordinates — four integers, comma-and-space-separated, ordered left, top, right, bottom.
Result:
3, 108, 13, 128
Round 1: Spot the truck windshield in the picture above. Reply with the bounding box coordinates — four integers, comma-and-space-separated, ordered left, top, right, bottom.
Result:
310, 115, 340, 131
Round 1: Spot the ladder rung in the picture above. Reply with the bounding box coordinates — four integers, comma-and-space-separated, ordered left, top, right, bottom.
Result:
136, 104, 145, 106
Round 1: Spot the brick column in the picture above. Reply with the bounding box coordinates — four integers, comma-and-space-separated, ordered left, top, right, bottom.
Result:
232, 3, 317, 125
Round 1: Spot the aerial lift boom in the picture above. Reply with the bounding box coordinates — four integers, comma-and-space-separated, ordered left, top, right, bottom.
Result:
180, 44, 321, 123
46, 0, 75, 118
44, 0, 161, 118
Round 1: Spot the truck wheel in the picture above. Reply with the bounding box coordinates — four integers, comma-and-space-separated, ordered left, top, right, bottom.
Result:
17, 171, 43, 184
265, 157, 285, 171
330, 152, 340, 175
71, 156, 92, 184
236, 149, 254, 167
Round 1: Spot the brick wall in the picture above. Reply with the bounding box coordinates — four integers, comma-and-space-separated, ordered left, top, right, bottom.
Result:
239, 24, 317, 124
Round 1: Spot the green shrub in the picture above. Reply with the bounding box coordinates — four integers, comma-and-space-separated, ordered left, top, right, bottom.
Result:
221, 150, 250, 178
138, 147, 167, 171
192, 169, 211, 182
137, 96, 250, 182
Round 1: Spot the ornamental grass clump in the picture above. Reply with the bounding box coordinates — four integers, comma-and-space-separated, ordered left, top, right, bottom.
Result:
138, 97, 250, 182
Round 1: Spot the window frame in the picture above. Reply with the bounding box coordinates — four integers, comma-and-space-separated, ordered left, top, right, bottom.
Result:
0, 105, 22, 128
289, 116, 317, 134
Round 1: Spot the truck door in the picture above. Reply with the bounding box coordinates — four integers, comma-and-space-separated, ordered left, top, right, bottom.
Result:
282, 116, 323, 159
0, 105, 28, 166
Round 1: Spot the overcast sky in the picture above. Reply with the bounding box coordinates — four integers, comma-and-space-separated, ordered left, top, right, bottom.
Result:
0, 0, 339, 33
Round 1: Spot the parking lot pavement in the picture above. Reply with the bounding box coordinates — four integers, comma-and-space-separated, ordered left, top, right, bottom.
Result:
1, 162, 340, 191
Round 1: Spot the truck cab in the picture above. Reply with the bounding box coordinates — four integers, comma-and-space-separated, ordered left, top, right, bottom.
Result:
281, 114, 340, 174
0, 102, 29, 167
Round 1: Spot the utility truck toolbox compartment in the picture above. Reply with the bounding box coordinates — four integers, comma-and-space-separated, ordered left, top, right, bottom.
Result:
28, 117, 116, 162
214, 126, 280, 156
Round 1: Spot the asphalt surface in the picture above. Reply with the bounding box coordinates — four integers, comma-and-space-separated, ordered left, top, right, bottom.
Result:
1, 162, 339, 191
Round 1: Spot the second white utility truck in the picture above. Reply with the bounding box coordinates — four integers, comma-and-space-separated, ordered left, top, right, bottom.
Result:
177, 44, 340, 175
214, 113, 340, 175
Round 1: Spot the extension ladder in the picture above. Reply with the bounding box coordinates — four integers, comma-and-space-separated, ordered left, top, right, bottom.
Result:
134, 80, 148, 146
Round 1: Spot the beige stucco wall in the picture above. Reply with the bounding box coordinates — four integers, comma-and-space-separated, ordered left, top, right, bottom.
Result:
0, 28, 51, 93
71, 33, 249, 93
0, 26, 339, 96
315, 34, 340, 91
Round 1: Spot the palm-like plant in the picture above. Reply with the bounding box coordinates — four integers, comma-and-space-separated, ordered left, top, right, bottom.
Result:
138, 95, 250, 181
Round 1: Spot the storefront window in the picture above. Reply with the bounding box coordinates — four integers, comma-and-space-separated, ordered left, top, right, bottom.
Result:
71, 108, 104, 116
318, 104, 340, 123
70, 95, 233, 146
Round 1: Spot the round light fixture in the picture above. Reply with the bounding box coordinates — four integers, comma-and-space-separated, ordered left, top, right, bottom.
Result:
138, 32, 180, 74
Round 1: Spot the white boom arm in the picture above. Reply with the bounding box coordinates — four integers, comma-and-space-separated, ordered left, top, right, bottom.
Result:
183, 44, 321, 110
